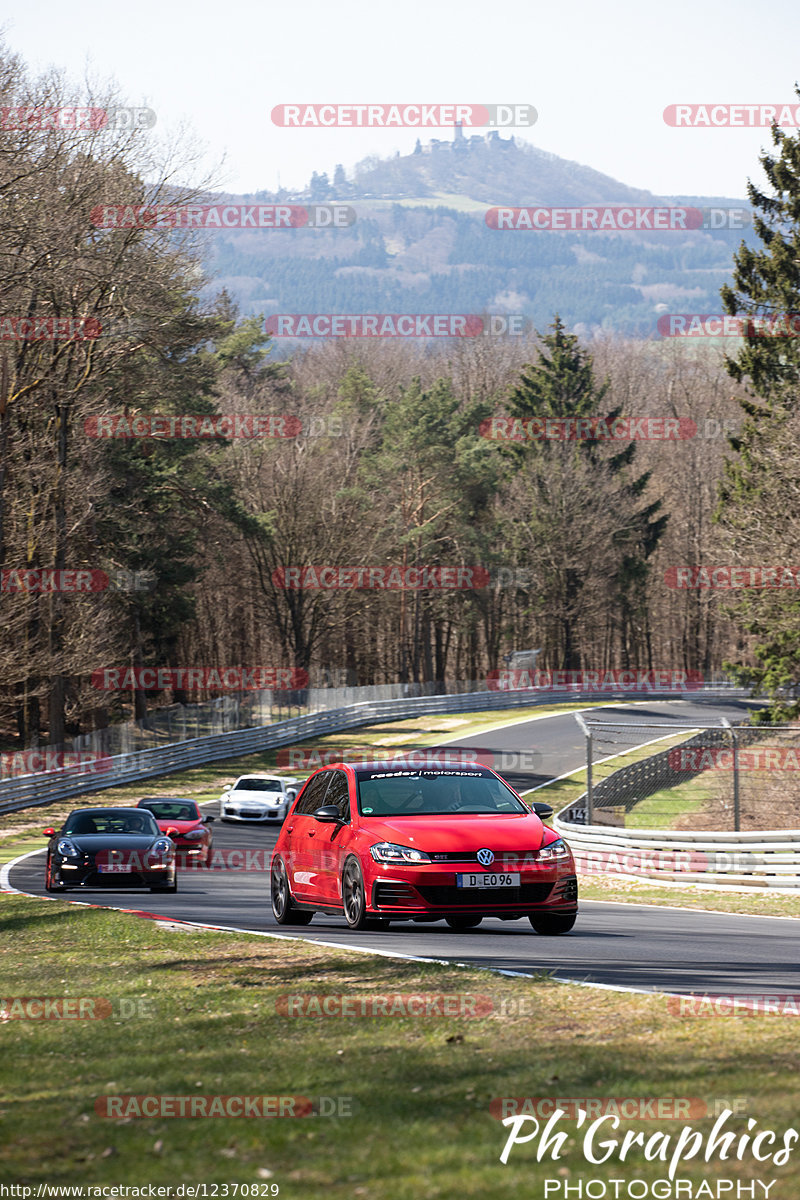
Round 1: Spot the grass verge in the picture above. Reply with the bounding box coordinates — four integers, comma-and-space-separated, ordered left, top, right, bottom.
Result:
1, 895, 799, 1197
577, 873, 800, 917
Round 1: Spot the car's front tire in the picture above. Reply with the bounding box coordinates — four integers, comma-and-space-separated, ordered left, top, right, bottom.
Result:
529, 912, 576, 935
271, 857, 313, 925
342, 857, 387, 930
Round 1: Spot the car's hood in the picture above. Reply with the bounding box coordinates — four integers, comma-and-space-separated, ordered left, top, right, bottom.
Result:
153, 819, 203, 834
358, 813, 546, 852
58, 833, 162, 851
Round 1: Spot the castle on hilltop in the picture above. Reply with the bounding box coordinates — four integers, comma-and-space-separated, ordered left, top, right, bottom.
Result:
417, 122, 517, 154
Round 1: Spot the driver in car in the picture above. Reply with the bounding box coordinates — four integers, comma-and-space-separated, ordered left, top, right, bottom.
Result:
436, 776, 464, 812
381, 780, 426, 813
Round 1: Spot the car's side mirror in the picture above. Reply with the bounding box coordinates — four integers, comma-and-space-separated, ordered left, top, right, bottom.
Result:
313, 805, 342, 823
286, 790, 297, 801
222, 785, 231, 792
204, 815, 215, 823
43, 828, 56, 837
165, 826, 180, 837
530, 801, 554, 820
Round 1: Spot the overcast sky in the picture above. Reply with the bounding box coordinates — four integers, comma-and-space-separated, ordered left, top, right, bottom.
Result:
4, 0, 799, 199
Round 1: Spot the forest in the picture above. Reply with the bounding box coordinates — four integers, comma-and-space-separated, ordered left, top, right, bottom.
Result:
2, 43, 799, 751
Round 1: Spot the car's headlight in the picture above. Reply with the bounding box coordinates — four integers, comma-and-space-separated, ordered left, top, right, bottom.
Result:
151, 838, 174, 855
370, 842, 431, 864
56, 838, 80, 857
537, 838, 571, 862
182, 829, 206, 840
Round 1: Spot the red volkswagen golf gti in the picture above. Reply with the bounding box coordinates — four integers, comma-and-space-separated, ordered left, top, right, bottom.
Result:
270, 763, 577, 933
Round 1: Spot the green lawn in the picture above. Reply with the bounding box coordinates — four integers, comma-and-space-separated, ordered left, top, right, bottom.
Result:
2, 894, 799, 1197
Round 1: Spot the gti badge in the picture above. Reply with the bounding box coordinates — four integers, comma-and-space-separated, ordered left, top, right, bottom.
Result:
477, 848, 495, 866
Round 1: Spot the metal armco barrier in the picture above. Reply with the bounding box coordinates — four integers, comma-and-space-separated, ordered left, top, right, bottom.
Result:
0, 684, 745, 815
552, 820, 800, 889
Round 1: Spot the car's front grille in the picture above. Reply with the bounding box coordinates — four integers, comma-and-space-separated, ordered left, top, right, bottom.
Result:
416, 883, 554, 907
83, 872, 146, 887
429, 850, 541, 863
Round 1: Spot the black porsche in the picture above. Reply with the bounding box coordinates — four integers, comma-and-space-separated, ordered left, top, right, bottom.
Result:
43, 807, 177, 893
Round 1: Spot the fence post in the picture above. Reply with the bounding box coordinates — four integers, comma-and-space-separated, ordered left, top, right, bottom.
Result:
574, 713, 593, 824
721, 718, 740, 832
732, 727, 740, 832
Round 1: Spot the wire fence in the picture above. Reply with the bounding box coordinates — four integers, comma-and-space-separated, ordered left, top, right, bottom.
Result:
564, 717, 800, 832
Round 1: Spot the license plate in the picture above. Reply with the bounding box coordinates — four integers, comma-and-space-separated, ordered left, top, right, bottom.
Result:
97, 864, 133, 873
456, 872, 520, 888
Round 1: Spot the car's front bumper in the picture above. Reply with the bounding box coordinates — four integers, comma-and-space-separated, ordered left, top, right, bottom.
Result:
55, 862, 176, 888
173, 842, 211, 864
222, 806, 285, 822
367, 866, 578, 917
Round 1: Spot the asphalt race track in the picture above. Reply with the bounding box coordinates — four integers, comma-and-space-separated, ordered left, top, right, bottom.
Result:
9, 697, 799, 998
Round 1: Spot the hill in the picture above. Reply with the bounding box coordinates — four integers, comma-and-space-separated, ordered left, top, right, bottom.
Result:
203, 131, 754, 339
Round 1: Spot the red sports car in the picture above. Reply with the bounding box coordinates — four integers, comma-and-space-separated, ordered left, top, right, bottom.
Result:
270, 763, 577, 932
136, 798, 214, 867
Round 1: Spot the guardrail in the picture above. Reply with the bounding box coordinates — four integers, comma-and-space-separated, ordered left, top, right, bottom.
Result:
0, 683, 746, 815
552, 819, 800, 889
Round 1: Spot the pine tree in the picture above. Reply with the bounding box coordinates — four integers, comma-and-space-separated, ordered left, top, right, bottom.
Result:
716, 91, 800, 715
502, 317, 667, 669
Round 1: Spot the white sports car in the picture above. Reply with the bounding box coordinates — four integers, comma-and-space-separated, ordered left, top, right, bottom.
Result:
219, 775, 301, 823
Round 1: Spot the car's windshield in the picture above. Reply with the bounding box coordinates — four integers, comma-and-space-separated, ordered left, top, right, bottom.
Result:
355, 770, 527, 816
63, 811, 160, 836
234, 779, 281, 791
138, 801, 198, 821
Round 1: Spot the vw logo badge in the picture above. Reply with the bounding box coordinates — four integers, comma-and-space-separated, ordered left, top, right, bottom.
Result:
477, 848, 495, 866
